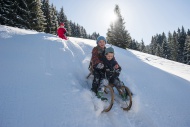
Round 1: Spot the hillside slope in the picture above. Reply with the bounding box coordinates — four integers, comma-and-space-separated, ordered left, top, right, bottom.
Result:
0, 25, 190, 127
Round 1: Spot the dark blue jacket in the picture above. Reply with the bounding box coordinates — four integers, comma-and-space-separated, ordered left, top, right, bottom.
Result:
102, 57, 121, 80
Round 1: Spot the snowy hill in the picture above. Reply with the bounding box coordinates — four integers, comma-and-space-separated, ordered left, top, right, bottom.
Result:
0, 25, 190, 127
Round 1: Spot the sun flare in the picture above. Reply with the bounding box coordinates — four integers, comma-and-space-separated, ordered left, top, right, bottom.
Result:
106, 12, 117, 23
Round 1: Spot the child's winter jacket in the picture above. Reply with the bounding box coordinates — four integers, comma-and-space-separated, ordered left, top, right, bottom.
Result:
57, 26, 67, 40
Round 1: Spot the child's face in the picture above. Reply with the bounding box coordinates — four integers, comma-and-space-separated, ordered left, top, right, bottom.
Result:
98, 40, 106, 49
105, 52, 114, 61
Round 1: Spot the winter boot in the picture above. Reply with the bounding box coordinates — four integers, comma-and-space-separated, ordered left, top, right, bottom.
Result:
116, 86, 127, 101
97, 87, 108, 101
97, 92, 108, 101
121, 92, 127, 101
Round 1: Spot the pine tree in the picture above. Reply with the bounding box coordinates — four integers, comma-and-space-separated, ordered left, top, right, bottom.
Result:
73, 22, 78, 37
86, 34, 92, 39
1, 0, 31, 29
0, 0, 15, 26
184, 29, 190, 64
80, 26, 87, 38
107, 5, 131, 49
155, 44, 163, 57
75, 24, 81, 37
167, 32, 172, 59
140, 39, 146, 52
177, 26, 186, 63
107, 23, 115, 44
129, 39, 138, 50
0, 0, 46, 31
14, 0, 31, 29
65, 21, 71, 36
162, 32, 168, 58
69, 20, 75, 36
41, 0, 53, 33
156, 34, 163, 46
136, 42, 141, 51
91, 32, 100, 40
170, 31, 178, 61
149, 36, 157, 55
69, 21, 80, 37
26, 0, 46, 31
146, 45, 151, 54
57, 7, 65, 24
50, 4, 58, 34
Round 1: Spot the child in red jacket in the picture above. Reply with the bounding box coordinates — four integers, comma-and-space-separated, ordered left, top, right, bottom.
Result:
57, 23, 67, 40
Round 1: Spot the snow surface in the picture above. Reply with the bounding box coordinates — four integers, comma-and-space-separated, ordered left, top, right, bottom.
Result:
0, 25, 190, 127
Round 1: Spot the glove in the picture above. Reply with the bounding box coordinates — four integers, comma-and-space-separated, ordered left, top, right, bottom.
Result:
115, 69, 120, 73
96, 63, 104, 69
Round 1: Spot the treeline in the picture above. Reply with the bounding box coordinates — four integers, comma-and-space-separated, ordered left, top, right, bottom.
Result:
143, 27, 190, 65
128, 27, 190, 65
0, 0, 100, 39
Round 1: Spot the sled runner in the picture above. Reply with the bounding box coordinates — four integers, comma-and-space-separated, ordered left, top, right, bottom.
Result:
87, 65, 132, 112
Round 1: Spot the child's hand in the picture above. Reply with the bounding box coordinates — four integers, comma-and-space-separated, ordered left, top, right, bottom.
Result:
114, 64, 119, 69
96, 63, 104, 69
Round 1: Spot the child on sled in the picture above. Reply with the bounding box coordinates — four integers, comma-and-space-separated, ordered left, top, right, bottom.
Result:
96, 47, 126, 100
90, 36, 124, 100
57, 23, 67, 40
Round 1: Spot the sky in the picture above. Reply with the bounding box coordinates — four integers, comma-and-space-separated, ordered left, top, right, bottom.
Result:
49, 0, 190, 45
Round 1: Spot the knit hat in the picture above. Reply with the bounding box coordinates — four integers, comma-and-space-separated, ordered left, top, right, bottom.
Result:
96, 36, 107, 44
105, 47, 114, 55
60, 23, 64, 26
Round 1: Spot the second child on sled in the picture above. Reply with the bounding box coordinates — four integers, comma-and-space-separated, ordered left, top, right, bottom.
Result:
90, 36, 126, 100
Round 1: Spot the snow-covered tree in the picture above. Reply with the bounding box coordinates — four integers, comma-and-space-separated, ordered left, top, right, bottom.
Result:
80, 26, 87, 38
15, 0, 31, 29
69, 20, 75, 36
162, 32, 168, 58
50, 4, 58, 34
26, 0, 46, 31
107, 5, 131, 49
129, 39, 138, 50
149, 36, 157, 55
170, 31, 178, 61
1, 0, 31, 29
183, 29, 190, 64
41, 0, 53, 33
91, 32, 100, 40
167, 31, 172, 59
0, 0, 15, 26
57, 7, 66, 24
75, 24, 81, 37
155, 44, 163, 57
177, 26, 186, 63
140, 39, 146, 52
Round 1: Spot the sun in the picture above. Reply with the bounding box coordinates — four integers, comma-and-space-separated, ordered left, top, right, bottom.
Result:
107, 13, 117, 23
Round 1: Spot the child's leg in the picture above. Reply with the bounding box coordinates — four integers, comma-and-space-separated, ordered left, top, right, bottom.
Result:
110, 77, 123, 88
91, 69, 102, 94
